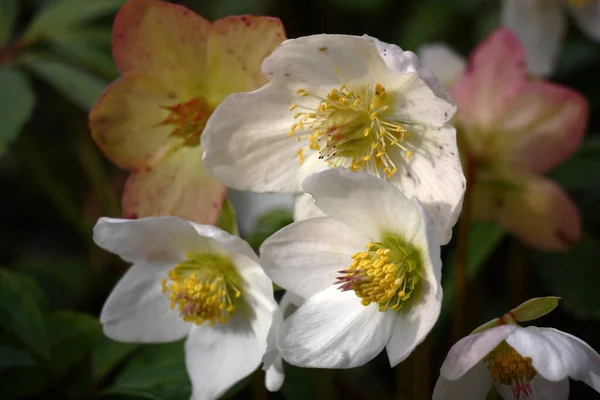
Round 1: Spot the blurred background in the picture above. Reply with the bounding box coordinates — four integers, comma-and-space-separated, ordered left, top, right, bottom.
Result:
1, 0, 599, 399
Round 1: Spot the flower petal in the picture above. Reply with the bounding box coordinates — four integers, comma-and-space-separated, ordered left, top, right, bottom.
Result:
260, 216, 367, 298
293, 192, 325, 221
432, 363, 493, 400
451, 29, 527, 128
506, 327, 600, 390
89, 75, 181, 170
418, 44, 466, 88
93, 216, 204, 263
502, 0, 565, 76
229, 190, 294, 235
440, 325, 517, 380
385, 274, 442, 367
568, 1, 600, 42
472, 174, 581, 251
495, 375, 569, 400
206, 16, 285, 105
188, 222, 261, 264
278, 286, 394, 368
112, 0, 210, 91
122, 146, 226, 225
302, 169, 430, 244
497, 81, 588, 173
100, 261, 189, 342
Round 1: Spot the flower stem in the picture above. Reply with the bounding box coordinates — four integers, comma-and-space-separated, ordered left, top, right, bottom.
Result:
452, 155, 475, 342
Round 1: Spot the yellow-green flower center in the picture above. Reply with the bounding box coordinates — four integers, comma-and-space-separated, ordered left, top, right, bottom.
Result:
158, 97, 213, 147
336, 234, 423, 312
485, 341, 537, 399
288, 69, 412, 178
161, 253, 243, 326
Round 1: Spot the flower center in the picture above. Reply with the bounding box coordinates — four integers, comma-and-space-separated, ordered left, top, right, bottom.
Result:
158, 97, 212, 147
161, 253, 243, 325
288, 69, 412, 178
335, 234, 423, 312
485, 341, 537, 399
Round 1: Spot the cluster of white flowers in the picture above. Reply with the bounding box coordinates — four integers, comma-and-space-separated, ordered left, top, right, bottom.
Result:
93, 34, 600, 400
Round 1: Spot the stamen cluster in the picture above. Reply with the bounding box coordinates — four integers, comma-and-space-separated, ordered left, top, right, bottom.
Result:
159, 97, 213, 146
485, 341, 537, 399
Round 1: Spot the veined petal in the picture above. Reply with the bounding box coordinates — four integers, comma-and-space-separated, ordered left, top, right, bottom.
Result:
278, 286, 395, 368
451, 29, 527, 128
495, 375, 569, 400
93, 216, 205, 263
206, 16, 285, 105
497, 81, 588, 173
568, 1, 600, 42
502, 0, 566, 77
418, 44, 466, 88
432, 363, 493, 400
293, 192, 326, 221
440, 325, 517, 380
122, 146, 226, 224
100, 261, 190, 343
472, 174, 581, 251
506, 327, 600, 390
260, 217, 367, 298
89, 74, 181, 170
112, 0, 210, 93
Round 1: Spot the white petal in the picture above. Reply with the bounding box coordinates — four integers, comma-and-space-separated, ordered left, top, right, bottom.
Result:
506, 327, 600, 390
302, 169, 427, 243
260, 216, 367, 298
502, 0, 566, 76
568, 1, 600, 42
293, 192, 325, 221
93, 216, 204, 263
228, 190, 294, 235
418, 44, 466, 88
388, 124, 465, 245
185, 304, 270, 400
495, 375, 569, 400
432, 363, 493, 400
264, 356, 285, 392
100, 262, 189, 343
440, 325, 517, 380
189, 223, 260, 263
386, 276, 442, 367
278, 286, 394, 368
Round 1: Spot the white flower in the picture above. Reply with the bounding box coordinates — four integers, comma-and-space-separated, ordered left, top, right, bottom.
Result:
433, 324, 600, 400
201, 34, 465, 245
262, 291, 303, 391
502, 0, 600, 77
94, 216, 276, 400
259, 169, 443, 368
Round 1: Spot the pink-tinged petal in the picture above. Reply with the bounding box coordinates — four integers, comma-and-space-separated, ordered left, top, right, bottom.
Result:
472, 173, 581, 251
89, 74, 182, 170
497, 81, 588, 173
122, 146, 227, 225
451, 29, 527, 128
206, 16, 286, 105
112, 0, 210, 93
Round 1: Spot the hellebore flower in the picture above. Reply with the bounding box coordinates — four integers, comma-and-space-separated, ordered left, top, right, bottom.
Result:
421, 29, 588, 251
94, 216, 276, 399
89, 0, 285, 224
502, 0, 600, 76
259, 169, 443, 368
201, 34, 465, 245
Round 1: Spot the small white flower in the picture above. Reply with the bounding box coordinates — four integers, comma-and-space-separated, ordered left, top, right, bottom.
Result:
502, 0, 600, 76
259, 169, 443, 369
201, 34, 465, 245
262, 291, 303, 391
433, 324, 600, 400
94, 216, 277, 400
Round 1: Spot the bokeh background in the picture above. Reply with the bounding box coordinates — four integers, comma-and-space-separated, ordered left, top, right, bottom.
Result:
1, 0, 599, 399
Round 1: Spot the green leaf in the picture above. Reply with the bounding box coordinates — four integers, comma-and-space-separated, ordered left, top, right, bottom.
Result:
0, 345, 35, 371
0, 67, 35, 157
0, 269, 49, 358
511, 296, 561, 323
246, 209, 294, 251
548, 138, 600, 192
24, 0, 125, 42
0, 0, 19, 44
22, 56, 107, 110
216, 199, 239, 236
535, 234, 600, 319
49, 30, 118, 78
92, 337, 139, 380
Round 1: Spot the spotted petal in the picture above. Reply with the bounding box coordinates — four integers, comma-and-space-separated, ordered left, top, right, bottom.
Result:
122, 146, 226, 225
